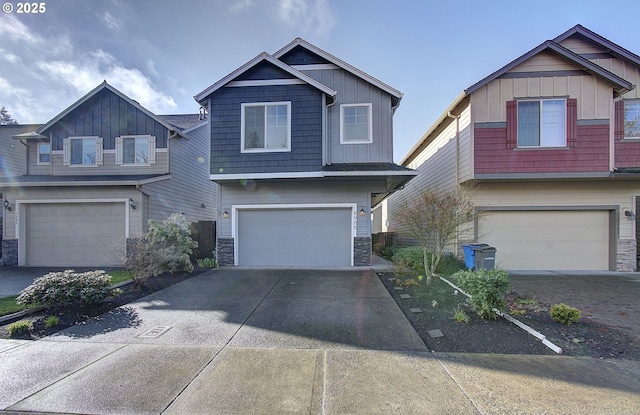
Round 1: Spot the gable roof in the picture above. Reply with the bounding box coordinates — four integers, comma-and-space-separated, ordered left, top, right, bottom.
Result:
465, 39, 634, 97
273, 38, 403, 107
37, 81, 189, 139
194, 52, 337, 105
554, 24, 640, 67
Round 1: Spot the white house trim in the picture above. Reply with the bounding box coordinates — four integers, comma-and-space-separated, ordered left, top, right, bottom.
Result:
210, 172, 322, 181
15, 198, 131, 266
230, 203, 357, 266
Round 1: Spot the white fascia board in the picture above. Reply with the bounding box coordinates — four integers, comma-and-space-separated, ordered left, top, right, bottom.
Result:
210, 172, 322, 181
321, 170, 418, 177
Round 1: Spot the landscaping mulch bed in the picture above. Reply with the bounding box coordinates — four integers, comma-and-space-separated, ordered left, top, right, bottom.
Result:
379, 271, 640, 360
0, 268, 208, 341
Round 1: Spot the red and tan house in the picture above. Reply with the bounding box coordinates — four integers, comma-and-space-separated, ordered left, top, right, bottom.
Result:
381, 25, 640, 271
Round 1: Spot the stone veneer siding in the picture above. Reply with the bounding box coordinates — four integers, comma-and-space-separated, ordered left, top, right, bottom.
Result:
354, 237, 371, 266
617, 238, 636, 272
2, 239, 18, 266
217, 238, 235, 266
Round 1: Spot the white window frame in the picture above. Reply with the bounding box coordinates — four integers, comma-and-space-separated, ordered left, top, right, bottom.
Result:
517, 99, 566, 148
37, 142, 51, 165
241, 101, 292, 153
115, 135, 156, 166
340, 103, 373, 144
63, 136, 103, 167
624, 100, 640, 140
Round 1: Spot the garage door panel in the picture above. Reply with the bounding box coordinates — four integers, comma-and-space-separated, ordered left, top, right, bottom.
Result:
26, 202, 125, 267
479, 210, 609, 270
238, 208, 352, 267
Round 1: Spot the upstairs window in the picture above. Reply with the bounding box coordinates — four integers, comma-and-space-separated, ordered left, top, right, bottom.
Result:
116, 135, 156, 165
37, 143, 50, 165
517, 99, 566, 147
624, 101, 640, 139
241, 102, 291, 152
63, 136, 103, 166
341, 104, 372, 144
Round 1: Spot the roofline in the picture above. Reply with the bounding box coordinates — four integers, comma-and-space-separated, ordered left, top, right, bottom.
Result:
464, 40, 634, 97
0, 174, 171, 188
553, 24, 640, 67
400, 91, 468, 166
194, 52, 337, 105
37, 82, 188, 139
272, 37, 404, 102
182, 119, 208, 133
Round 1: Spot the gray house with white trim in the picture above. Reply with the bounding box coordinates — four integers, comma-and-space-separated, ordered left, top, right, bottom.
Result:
195, 38, 415, 267
0, 82, 217, 266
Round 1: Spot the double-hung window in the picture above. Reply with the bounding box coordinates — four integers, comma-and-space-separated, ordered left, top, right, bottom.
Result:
37, 143, 51, 165
116, 135, 155, 165
241, 102, 291, 152
624, 100, 640, 139
63, 136, 103, 166
341, 103, 372, 144
517, 99, 566, 147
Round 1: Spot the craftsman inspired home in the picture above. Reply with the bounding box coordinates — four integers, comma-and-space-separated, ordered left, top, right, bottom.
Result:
0, 82, 217, 266
195, 38, 415, 267
382, 25, 640, 271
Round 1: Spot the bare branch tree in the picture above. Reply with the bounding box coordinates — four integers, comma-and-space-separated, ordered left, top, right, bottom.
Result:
395, 185, 475, 277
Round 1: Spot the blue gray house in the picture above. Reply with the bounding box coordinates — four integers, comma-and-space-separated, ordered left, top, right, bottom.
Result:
0, 82, 217, 266
195, 38, 415, 267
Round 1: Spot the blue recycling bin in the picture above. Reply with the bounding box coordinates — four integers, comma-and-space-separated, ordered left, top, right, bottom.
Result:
462, 244, 489, 270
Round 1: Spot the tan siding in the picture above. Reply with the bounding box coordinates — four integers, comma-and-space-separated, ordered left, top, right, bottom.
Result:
50, 151, 169, 176
458, 105, 473, 182
557, 38, 603, 54
27, 143, 50, 175
509, 51, 579, 72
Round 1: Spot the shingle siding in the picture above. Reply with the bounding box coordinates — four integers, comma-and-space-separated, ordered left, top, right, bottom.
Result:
210, 84, 323, 174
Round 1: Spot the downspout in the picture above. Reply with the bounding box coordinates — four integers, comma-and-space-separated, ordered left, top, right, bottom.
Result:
324, 95, 337, 166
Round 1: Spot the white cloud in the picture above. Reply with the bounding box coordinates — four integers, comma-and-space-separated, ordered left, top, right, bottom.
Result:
37, 50, 177, 114
278, 0, 335, 36
228, 0, 255, 12
0, 49, 21, 64
0, 15, 39, 44
103, 12, 122, 31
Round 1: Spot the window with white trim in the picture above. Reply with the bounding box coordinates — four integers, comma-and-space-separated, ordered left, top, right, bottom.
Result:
241, 102, 291, 152
624, 100, 640, 139
517, 99, 566, 147
341, 103, 372, 144
37, 143, 50, 165
116, 135, 156, 165
63, 136, 103, 166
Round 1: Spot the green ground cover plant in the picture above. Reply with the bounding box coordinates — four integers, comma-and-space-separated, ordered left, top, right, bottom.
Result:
7, 320, 32, 336
550, 303, 582, 325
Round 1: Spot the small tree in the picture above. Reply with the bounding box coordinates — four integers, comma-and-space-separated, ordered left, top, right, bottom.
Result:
125, 213, 198, 285
395, 185, 474, 277
0, 106, 18, 125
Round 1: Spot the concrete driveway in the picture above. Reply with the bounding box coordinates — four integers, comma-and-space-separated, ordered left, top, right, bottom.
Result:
1, 267, 639, 414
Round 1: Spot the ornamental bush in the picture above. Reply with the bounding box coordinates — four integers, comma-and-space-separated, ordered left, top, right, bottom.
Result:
392, 246, 426, 274
16, 270, 114, 308
550, 303, 582, 325
125, 213, 198, 285
454, 269, 510, 319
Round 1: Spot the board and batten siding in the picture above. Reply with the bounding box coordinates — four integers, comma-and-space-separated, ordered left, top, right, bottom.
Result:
300, 67, 395, 164
217, 180, 385, 238
471, 75, 613, 124
141, 123, 217, 226
3, 186, 143, 239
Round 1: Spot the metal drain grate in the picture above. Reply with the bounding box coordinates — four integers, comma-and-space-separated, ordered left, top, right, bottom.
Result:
137, 326, 172, 338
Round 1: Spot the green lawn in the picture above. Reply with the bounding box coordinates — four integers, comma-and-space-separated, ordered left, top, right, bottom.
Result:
107, 270, 133, 285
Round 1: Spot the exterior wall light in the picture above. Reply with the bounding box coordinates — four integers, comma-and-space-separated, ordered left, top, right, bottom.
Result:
3, 200, 11, 211
129, 198, 137, 210
223, 209, 229, 218
358, 207, 366, 216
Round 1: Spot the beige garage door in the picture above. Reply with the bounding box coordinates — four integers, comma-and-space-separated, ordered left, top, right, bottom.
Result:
26, 203, 126, 266
478, 210, 610, 270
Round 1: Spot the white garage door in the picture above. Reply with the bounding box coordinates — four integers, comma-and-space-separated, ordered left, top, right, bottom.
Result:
237, 208, 352, 266
26, 203, 126, 266
478, 210, 610, 270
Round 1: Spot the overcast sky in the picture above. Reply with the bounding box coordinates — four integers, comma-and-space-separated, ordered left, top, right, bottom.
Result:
1, 0, 639, 161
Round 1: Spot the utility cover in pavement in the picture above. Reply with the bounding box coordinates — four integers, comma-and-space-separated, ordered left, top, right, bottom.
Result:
137, 326, 172, 338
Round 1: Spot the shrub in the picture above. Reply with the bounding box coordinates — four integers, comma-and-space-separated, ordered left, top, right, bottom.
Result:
125, 213, 198, 285
16, 270, 115, 308
451, 306, 470, 324
392, 246, 425, 274
550, 303, 581, 325
45, 315, 60, 328
380, 246, 397, 260
7, 320, 32, 336
454, 269, 510, 319
435, 253, 466, 276
197, 257, 217, 268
